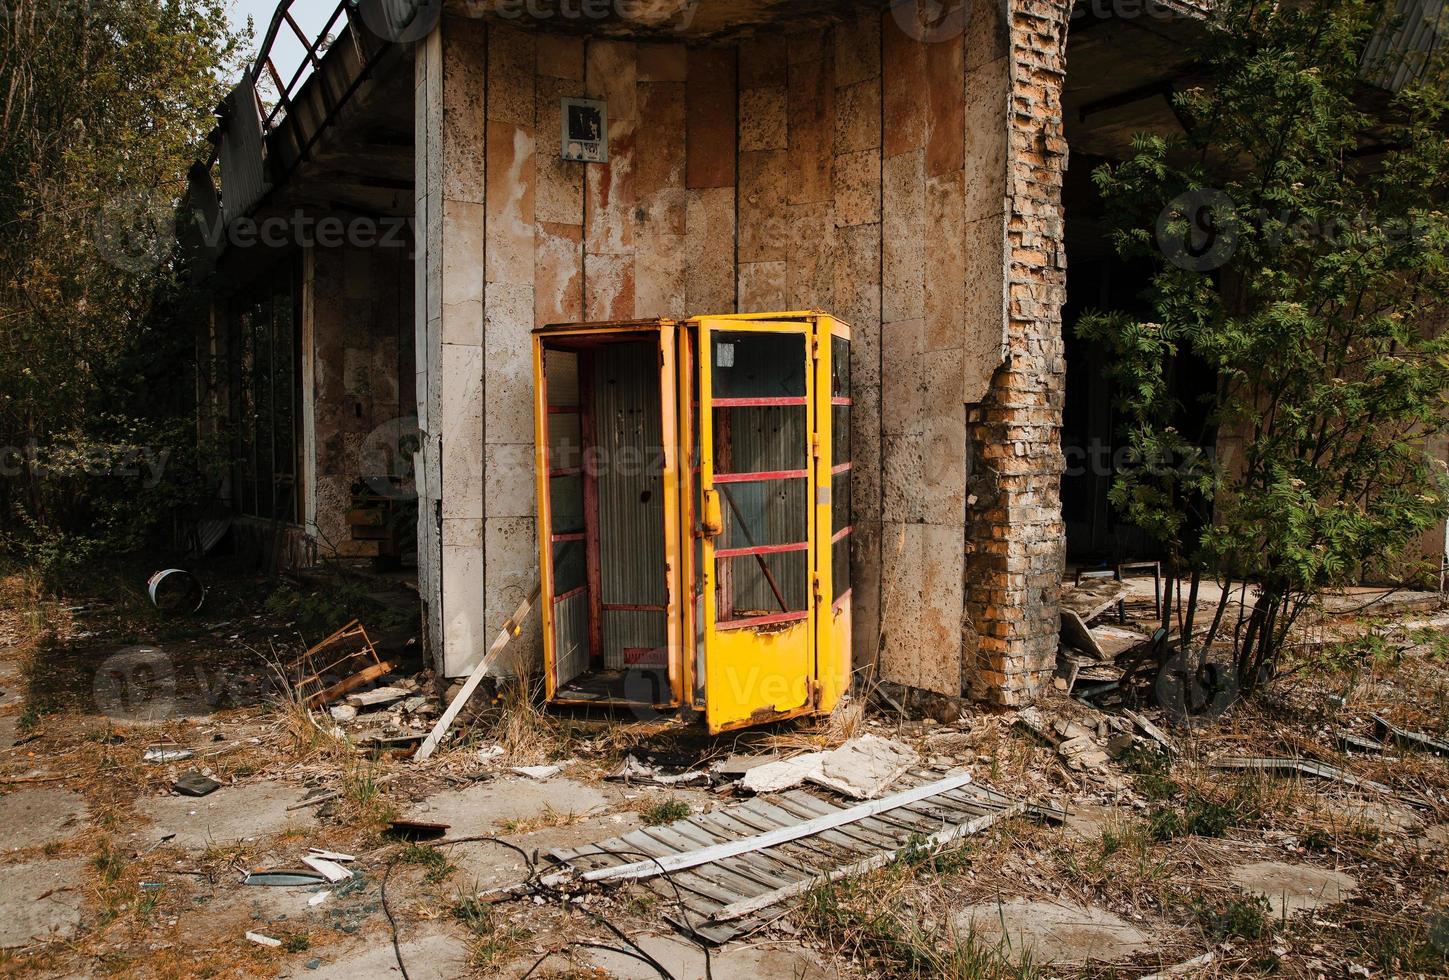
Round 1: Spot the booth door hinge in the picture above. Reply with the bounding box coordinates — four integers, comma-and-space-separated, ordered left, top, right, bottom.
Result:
812, 571, 822, 607
811, 434, 820, 459
810, 336, 820, 360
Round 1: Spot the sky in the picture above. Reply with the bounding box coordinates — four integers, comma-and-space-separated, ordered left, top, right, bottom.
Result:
225, 0, 337, 78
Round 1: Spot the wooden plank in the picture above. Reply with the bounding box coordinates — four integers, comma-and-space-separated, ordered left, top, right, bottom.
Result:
413, 583, 540, 761
703, 803, 1027, 925
540, 772, 975, 885
674, 818, 812, 886
693, 809, 840, 873
736, 798, 884, 856
305, 660, 393, 707
636, 826, 788, 897
773, 793, 908, 850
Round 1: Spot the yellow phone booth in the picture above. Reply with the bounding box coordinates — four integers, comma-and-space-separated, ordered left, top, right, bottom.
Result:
532, 313, 853, 734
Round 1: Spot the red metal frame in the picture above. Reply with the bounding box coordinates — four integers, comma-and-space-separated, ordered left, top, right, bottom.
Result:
714, 469, 810, 483
711, 397, 808, 407
716, 610, 810, 631
716, 541, 810, 560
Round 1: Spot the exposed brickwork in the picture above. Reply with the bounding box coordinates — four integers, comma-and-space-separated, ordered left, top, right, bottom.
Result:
964, 0, 1069, 705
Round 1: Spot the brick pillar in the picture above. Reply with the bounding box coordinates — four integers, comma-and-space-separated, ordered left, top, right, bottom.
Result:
962, 0, 1069, 704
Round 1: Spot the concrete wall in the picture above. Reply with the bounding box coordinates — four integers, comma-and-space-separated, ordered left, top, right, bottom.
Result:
416, 3, 1069, 704
303, 241, 415, 557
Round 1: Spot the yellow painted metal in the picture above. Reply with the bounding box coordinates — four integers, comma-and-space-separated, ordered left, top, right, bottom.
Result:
814, 314, 853, 714
695, 315, 817, 735
532, 337, 558, 702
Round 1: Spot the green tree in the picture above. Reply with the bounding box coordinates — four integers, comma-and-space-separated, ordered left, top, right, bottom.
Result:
0, 1, 244, 572
1079, 0, 1449, 696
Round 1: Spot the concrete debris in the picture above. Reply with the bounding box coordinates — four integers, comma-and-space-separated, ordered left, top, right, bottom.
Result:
511, 764, 562, 780
807, 735, 920, 799
143, 745, 193, 763
1057, 734, 1110, 770
608, 754, 711, 787
477, 744, 504, 761
1123, 709, 1179, 756
1142, 951, 1216, 979
246, 931, 282, 948
740, 753, 828, 794
345, 686, 409, 709
172, 771, 220, 797
308, 890, 331, 907
714, 753, 781, 777
1229, 860, 1357, 917
308, 848, 355, 862
328, 704, 358, 723
739, 736, 919, 799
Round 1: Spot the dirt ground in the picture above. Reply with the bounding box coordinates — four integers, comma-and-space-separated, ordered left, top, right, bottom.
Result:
0, 559, 1445, 978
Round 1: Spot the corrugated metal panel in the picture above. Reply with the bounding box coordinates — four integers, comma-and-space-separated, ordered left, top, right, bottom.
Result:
217, 74, 272, 224
594, 342, 668, 669
555, 589, 589, 688
1363, 0, 1446, 91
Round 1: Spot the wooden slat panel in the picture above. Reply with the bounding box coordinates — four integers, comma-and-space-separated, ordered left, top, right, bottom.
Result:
733, 797, 872, 858
627, 829, 772, 903
694, 809, 839, 873
773, 794, 904, 850
717, 803, 861, 864
644, 824, 797, 892
679, 816, 818, 885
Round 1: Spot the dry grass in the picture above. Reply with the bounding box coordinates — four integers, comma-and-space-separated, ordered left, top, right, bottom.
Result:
482, 676, 569, 763
498, 803, 588, 835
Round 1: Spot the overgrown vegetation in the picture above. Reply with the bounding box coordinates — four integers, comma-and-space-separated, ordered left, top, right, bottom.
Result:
1079, 0, 1449, 698
0, 2, 243, 575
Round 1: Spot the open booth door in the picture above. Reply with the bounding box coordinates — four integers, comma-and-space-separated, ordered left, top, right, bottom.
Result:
695, 316, 818, 733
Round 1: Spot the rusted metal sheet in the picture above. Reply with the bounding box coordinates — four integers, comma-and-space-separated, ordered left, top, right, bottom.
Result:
217, 77, 272, 223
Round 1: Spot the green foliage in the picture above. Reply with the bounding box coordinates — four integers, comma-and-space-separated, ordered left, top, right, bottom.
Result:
1148, 794, 1235, 841
894, 832, 975, 875
0, 2, 245, 566
639, 799, 692, 826
1078, 0, 1449, 691
398, 844, 455, 884
1191, 894, 1273, 940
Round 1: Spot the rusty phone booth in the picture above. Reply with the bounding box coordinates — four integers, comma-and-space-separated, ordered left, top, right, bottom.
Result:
532, 313, 853, 734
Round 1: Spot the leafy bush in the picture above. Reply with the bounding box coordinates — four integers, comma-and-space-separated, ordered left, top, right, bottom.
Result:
1078, 0, 1449, 695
